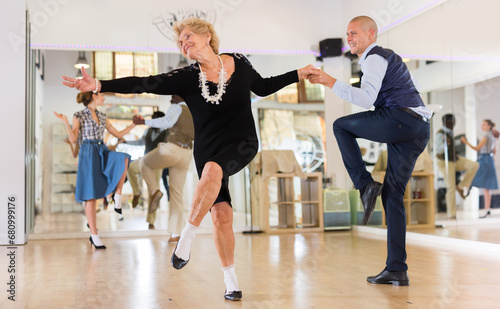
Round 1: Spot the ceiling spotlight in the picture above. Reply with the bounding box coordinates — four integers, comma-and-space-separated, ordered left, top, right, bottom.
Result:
74, 51, 90, 69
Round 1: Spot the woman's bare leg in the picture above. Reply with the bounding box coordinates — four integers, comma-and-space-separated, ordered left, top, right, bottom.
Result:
188, 162, 223, 226
212, 203, 240, 295
115, 158, 129, 195
174, 162, 222, 262
113, 158, 129, 219
85, 199, 98, 234
211, 202, 235, 267
484, 189, 491, 211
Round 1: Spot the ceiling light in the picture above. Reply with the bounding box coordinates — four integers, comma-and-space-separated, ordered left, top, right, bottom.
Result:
74, 51, 90, 69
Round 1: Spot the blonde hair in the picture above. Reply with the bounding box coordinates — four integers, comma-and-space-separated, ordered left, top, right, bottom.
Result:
350, 16, 378, 39
76, 91, 94, 106
173, 17, 220, 54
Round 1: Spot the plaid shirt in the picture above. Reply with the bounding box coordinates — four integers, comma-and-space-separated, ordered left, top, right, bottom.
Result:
481, 131, 497, 154
74, 107, 107, 145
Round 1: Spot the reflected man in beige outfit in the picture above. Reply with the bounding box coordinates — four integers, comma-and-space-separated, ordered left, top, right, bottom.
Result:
435, 114, 479, 219
125, 111, 168, 227
134, 95, 194, 241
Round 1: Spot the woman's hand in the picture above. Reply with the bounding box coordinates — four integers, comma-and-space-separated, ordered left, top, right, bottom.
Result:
53, 111, 68, 122
460, 136, 468, 144
62, 67, 100, 92
297, 64, 317, 81
307, 68, 337, 89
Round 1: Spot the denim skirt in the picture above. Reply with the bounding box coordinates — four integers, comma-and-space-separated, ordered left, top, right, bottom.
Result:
471, 154, 498, 190
75, 140, 131, 202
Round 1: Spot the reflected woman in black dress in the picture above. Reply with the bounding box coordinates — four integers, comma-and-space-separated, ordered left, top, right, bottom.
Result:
63, 17, 315, 301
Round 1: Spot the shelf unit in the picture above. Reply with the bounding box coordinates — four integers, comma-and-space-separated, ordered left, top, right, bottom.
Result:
373, 171, 435, 229
263, 172, 323, 233
51, 123, 81, 213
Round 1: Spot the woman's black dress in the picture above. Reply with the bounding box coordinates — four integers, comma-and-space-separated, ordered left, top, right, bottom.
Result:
101, 53, 298, 204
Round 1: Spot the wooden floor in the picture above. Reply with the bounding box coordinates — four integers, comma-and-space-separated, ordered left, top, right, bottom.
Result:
418, 209, 500, 245
2, 227, 499, 308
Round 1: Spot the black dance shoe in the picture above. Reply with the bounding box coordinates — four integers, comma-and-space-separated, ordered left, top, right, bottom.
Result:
224, 290, 242, 301
361, 181, 383, 225
89, 237, 107, 250
367, 268, 409, 286
114, 208, 124, 221
171, 243, 190, 269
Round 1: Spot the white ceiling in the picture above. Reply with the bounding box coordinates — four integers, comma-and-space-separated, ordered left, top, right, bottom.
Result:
27, 0, 500, 61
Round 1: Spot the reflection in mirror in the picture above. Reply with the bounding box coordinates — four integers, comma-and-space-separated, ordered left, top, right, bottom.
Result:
33, 49, 207, 236
257, 107, 325, 174
35, 51, 317, 237
412, 60, 500, 244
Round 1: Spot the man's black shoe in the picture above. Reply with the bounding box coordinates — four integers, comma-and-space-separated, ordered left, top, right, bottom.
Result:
361, 181, 383, 225
367, 268, 409, 286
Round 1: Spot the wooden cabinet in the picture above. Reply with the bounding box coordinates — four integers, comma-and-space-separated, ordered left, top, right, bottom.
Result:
373, 171, 435, 229
262, 172, 323, 233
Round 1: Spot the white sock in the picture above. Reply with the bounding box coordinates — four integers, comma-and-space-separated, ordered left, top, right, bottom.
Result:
222, 265, 240, 292
171, 233, 180, 238
174, 221, 198, 260
91, 234, 104, 247
114, 194, 122, 209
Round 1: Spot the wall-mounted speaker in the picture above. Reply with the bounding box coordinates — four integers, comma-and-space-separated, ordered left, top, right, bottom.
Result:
319, 38, 343, 58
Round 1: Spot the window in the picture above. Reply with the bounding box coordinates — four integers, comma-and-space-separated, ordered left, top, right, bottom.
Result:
93, 51, 158, 97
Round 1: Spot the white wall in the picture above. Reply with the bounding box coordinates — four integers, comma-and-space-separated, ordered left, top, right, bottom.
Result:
0, 2, 27, 244
343, 0, 448, 34
376, 0, 500, 61
27, 0, 344, 54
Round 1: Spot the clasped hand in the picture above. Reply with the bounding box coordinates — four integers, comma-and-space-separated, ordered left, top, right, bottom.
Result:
133, 115, 145, 125
298, 65, 336, 88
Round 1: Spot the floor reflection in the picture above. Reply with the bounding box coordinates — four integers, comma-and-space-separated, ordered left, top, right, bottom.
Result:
415, 209, 500, 245
31, 205, 251, 238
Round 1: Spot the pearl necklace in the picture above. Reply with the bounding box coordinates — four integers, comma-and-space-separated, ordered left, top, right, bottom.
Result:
198, 55, 226, 105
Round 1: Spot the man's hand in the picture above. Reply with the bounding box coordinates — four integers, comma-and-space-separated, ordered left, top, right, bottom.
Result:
307, 68, 337, 89
133, 115, 145, 125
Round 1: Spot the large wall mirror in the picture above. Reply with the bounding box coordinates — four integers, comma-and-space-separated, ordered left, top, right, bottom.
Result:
31, 52, 318, 238
29, 1, 500, 246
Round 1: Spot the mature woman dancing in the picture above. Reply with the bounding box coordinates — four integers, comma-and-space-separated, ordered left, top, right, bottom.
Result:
54, 91, 135, 249
63, 17, 314, 300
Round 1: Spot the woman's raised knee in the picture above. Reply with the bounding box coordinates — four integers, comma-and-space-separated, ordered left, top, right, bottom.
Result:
202, 162, 223, 183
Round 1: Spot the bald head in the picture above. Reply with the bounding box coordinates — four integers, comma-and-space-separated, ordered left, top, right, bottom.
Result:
346, 15, 379, 56
349, 16, 378, 40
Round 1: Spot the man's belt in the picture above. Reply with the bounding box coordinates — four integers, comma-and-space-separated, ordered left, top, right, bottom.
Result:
401, 108, 430, 123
